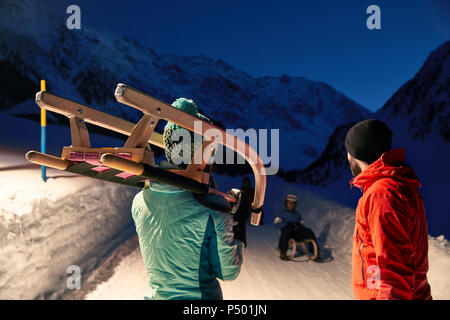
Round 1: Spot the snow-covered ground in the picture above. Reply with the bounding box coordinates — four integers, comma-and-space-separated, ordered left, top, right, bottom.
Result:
64, 176, 450, 300
0, 112, 448, 300
0, 149, 138, 299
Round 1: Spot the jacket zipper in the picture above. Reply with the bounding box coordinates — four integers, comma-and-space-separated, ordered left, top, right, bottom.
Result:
357, 230, 365, 282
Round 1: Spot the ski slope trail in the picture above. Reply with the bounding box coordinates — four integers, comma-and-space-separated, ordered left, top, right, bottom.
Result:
78, 226, 353, 300
220, 224, 354, 300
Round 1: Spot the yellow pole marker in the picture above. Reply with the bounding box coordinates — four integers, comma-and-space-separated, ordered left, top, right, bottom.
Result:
40, 80, 46, 126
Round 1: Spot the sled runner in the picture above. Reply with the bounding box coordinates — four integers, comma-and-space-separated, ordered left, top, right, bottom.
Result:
26, 84, 266, 225
287, 238, 319, 261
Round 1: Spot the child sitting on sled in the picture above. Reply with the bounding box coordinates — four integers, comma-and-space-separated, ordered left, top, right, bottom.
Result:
274, 194, 321, 262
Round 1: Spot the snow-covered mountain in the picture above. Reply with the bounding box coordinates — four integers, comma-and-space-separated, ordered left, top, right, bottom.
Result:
0, 0, 371, 170
377, 41, 449, 142
289, 41, 449, 185
283, 41, 450, 237
278, 122, 356, 186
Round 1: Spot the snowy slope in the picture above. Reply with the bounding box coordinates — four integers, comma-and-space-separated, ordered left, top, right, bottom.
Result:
374, 42, 450, 238
0, 0, 371, 170
285, 41, 449, 187
66, 176, 450, 300
1, 133, 447, 299
0, 145, 138, 299
377, 41, 449, 142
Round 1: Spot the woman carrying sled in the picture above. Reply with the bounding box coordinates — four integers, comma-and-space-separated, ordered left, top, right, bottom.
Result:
131, 98, 251, 300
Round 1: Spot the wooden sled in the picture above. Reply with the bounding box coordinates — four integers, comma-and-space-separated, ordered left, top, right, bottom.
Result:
26, 84, 266, 225
288, 238, 319, 261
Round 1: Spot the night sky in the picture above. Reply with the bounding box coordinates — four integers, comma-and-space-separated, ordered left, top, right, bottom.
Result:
41, 0, 449, 112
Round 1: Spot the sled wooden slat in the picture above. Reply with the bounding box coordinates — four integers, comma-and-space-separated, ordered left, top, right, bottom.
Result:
26, 151, 72, 170
124, 114, 159, 149
288, 238, 319, 261
35, 91, 164, 149
100, 153, 145, 175
69, 116, 91, 148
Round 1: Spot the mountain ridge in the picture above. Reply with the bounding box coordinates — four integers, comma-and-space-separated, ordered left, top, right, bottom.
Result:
0, 0, 371, 170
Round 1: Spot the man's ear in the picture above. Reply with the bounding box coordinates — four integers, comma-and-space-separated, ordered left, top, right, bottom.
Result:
355, 158, 370, 172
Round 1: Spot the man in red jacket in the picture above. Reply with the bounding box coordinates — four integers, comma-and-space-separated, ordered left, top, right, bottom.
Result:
345, 119, 432, 300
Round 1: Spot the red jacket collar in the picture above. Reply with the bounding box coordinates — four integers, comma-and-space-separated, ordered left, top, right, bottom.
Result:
350, 148, 421, 192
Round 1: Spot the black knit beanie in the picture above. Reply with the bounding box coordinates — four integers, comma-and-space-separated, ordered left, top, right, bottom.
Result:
345, 119, 393, 164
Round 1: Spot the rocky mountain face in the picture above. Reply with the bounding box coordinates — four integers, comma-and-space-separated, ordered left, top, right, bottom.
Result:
377, 41, 450, 142
278, 122, 356, 186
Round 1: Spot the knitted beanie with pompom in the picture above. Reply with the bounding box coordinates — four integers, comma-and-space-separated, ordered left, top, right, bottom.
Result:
163, 98, 212, 165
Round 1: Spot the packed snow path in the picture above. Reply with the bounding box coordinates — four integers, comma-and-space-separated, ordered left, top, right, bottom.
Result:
78, 228, 353, 300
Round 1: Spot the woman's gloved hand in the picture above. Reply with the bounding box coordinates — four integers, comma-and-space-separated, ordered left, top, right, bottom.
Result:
227, 188, 252, 247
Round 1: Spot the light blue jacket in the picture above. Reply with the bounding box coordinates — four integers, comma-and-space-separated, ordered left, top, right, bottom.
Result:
131, 179, 244, 300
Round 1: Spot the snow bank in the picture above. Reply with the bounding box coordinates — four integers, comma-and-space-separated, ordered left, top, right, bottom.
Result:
0, 149, 138, 299
76, 236, 148, 300
428, 235, 450, 299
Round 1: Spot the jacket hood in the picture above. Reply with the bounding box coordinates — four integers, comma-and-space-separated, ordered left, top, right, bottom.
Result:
351, 148, 421, 192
